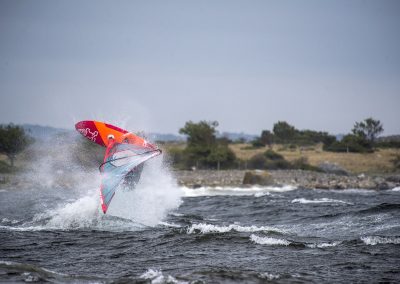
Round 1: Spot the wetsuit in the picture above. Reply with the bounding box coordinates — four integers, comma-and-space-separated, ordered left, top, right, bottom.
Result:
120, 132, 146, 188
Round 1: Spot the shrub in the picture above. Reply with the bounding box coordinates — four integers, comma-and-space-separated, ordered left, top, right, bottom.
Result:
248, 154, 267, 169
292, 157, 321, 172
264, 149, 284, 160
391, 155, 400, 170
323, 134, 373, 153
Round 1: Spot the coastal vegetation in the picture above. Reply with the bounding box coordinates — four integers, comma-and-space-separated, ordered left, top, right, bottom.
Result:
0, 118, 399, 175
0, 124, 31, 167
177, 120, 236, 170
166, 118, 400, 174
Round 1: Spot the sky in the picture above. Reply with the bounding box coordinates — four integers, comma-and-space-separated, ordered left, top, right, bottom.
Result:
0, 0, 399, 135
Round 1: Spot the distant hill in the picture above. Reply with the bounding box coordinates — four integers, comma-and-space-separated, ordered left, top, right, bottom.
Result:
21, 124, 259, 143
148, 133, 185, 142
218, 132, 258, 142
22, 124, 71, 140
377, 135, 400, 142
21, 124, 185, 143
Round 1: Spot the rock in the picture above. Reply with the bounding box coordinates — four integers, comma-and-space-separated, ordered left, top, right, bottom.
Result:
377, 182, 390, 190
243, 170, 274, 186
386, 175, 400, 183
319, 162, 349, 176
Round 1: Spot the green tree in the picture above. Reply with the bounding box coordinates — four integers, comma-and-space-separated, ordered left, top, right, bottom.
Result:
0, 124, 31, 166
352, 117, 383, 145
273, 121, 297, 143
208, 145, 236, 170
323, 134, 373, 153
179, 120, 218, 149
260, 130, 274, 147
179, 121, 218, 166
179, 121, 236, 169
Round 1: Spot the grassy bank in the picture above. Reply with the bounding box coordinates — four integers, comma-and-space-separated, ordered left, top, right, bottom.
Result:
229, 143, 399, 174
1, 142, 399, 175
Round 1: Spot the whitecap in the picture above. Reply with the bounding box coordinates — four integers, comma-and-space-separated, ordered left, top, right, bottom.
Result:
182, 185, 296, 197
259, 272, 280, 280
250, 234, 290, 246
140, 269, 187, 284
187, 223, 285, 234
306, 241, 342, 248
159, 221, 181, 228
391, 187, 400, 192
254, 192, 271, 197
361, 236, 400, 245
328, 189, 377, 194
291, 198, 352, 205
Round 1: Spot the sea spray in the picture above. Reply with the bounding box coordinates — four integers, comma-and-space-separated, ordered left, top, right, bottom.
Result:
106, 155, 183, 226
21, 132, 102, 191
22, 130, 182, 229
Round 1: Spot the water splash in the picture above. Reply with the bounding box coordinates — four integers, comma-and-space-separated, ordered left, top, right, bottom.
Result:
17, 129, 182, 230
107, 157, 183, 226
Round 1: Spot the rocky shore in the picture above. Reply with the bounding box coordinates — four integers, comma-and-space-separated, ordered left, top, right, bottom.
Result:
174, 170, 400, 190
1, 170, 400, 190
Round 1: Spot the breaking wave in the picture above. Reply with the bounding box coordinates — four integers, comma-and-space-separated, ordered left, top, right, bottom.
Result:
187, 223, 285, 234
140, 269, 185, 284
360, 236, 400, 245
291, 198, 353, 205
306, 241, 342, 248
182, 185, 296, 197
250, 234, 291, 246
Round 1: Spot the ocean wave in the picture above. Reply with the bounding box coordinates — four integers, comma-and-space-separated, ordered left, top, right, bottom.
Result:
328, 188, 378, 194
0, 260, 121, 283
140, 269, 187, 284
291, 198, 353, 205
259, 272, 281, 280
187, 223, 286, 234
250, 234, 291, 246
159, 221, 181, 228
358, 203, 400, 214
182, 185, 296, 197
360, 236, 400, 245
391, 187, 400, 192
306, 241, 342, 248
0, 260, 92, 283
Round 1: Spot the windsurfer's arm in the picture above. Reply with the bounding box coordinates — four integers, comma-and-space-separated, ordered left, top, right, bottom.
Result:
104, 135, 116, 161
121, 132, 138, 144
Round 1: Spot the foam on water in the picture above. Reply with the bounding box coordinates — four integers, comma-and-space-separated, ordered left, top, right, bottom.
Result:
360, 236, 400, 245
291, 198, 353, 205
106, 158, 183, 226
391, 187, 400, 192
182, 185, 295, 197
259, 272, 281, 280
250, 234, 291, 246
140, 269, 187, 284
40, 159, 182, 229
187, 223, 285, 234
306, 241, 342, 248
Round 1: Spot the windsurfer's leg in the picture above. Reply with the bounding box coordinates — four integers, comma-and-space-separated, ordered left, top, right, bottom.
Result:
123, 164, 144, 188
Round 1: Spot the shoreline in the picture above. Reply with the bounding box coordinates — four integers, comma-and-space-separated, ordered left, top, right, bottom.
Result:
1, 170, 400, 190
174, 170, 400, 190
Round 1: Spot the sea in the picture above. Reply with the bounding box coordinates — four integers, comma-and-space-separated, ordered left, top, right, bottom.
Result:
1, 159, 399, 283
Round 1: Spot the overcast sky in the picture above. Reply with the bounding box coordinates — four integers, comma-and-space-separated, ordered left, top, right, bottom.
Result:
0, 0, 399, 135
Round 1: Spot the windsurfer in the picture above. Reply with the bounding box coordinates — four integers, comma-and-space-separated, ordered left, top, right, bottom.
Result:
118, 133, 145, 187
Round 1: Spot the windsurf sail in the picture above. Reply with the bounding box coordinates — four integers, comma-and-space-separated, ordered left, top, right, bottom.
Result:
99, 142, 161, 214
